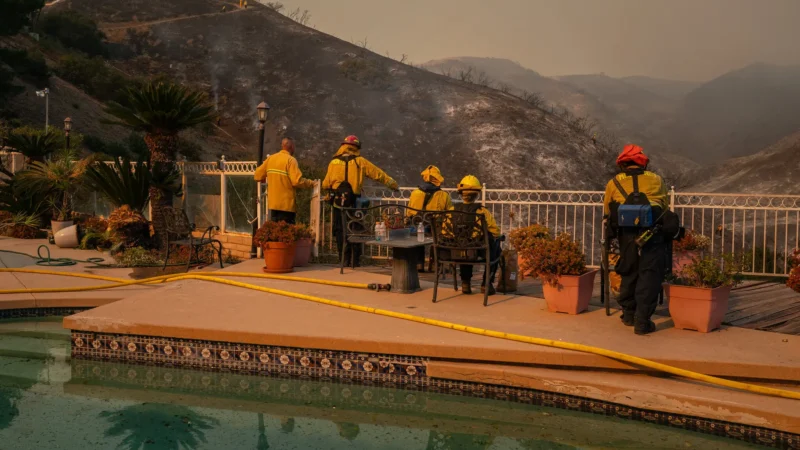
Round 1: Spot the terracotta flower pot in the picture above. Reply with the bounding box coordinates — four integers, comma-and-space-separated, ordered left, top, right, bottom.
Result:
263, 241, 296, 273
673, 250, 701, 276
51, 220, 74, 234
541, 269, 599, 315
665, 284, 731, 333
293, 238, 313, 267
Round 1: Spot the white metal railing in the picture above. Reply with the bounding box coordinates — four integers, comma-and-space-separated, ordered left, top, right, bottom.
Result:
6, 155, 799, 276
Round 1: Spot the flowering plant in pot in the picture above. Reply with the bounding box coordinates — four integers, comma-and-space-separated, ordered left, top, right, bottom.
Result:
672, 229, 710, 275
665, 253, 745, 332
293, 224, 315, 267
521, 232, 597, 314
509, 223, 551, 278
253, 220, 299, 273
788, 249, 800, 294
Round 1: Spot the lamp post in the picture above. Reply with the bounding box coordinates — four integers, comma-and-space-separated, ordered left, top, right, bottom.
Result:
35, 88, 49, 131
63, 117, 72, 149
251, 101, 270, 258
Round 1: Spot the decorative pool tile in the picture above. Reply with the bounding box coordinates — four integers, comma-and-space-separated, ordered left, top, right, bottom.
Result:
0, 307, 89, 319
69, 330, 799, 449
71, 331, 428, 385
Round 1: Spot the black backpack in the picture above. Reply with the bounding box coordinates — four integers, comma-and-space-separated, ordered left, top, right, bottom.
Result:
333, 155, 359, 208
611, 170, 655, 228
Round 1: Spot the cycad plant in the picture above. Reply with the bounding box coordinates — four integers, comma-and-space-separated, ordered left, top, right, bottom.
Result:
84, 155, 151, 212
7, 129, 61, 163
15, 150, 94, 222
103, 81, 214, 244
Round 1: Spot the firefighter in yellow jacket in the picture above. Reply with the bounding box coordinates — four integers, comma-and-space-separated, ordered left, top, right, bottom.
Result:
603, 144, 669, 335
322, 135, 399, 265
254, 137, 314, 224
406, 165, 453, 272
448, 175, 501, 295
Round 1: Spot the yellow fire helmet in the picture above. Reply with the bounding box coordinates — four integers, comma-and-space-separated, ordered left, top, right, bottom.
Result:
457, 175, 482, 192
421, 165, 444, 186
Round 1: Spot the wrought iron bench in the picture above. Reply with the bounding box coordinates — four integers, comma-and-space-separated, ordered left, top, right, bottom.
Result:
160, 206, 224, 272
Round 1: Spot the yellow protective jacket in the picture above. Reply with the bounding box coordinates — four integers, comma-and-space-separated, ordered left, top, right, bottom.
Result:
254, 150, 314, 213
321, 144, 398, 194
603, 168, 669, 216
443, 202, 501, 238
406, 185, 453, 216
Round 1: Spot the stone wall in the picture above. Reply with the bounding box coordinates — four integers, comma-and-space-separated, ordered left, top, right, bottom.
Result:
192, 230, 254, 260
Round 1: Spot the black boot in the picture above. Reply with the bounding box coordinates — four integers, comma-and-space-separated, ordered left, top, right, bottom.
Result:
634, 320, 657, 335
461, 282, 473, 295
620, 311, 635, 327
480, 284, 496, 296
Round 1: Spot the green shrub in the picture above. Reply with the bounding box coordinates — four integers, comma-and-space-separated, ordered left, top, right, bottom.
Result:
39, 12, 107, 57
670, 253, 745, 289
339, 57, 389, 88
55, 53, 132, 102
0, 48, 49, 86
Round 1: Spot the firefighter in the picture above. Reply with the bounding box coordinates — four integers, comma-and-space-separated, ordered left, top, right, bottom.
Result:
603, 144, 669, 335
450, 175, 501, 295
253, 137, 314, 224
407, 165, 453, 271
322, 135, 399, 266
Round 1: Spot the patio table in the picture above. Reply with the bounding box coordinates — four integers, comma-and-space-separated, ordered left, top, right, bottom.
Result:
364, 237, 432, 293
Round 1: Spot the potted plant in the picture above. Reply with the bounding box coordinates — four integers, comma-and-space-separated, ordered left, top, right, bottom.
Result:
508, 223, 551, 278
293, 224, 315, 267
520, 232, 598, 314
788, 249, 800, 294
253, 221, 298, 273
665, 253, 745, 333
15, 150, 93, 238
672, 229, 710, 276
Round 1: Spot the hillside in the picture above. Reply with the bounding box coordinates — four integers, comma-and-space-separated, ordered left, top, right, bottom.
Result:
693, 130, 800, 194
41, 0, 617, 190
664, 63, 800, 163
619, 76, 699, 100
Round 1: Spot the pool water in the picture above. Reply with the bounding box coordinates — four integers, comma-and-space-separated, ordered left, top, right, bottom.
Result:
0, 318, 761, 450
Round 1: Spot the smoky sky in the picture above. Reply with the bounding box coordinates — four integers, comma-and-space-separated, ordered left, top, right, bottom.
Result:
274, 0, 800, 81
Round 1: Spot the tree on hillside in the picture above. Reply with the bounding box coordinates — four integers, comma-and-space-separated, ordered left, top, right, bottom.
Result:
0, 0, 46, 103
103, 81, 215, 245
39, 11, 108, 57
0, 0, 44, 37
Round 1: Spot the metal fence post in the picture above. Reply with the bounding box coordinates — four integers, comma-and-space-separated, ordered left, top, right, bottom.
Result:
481, 183, 487, 204
256, 181, 263, 258
670, 185, 676, 211
310, 180, 321, 257
219, 155, 227, 234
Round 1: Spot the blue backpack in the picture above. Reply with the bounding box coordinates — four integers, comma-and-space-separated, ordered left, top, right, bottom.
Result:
613, 174, 653, 228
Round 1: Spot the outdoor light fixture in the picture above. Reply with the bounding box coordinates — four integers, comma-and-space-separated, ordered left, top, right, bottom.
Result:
257, 101, 270, 123
63, 117, 72, 149
35, 88, 50, 131
252, 100, 270, 258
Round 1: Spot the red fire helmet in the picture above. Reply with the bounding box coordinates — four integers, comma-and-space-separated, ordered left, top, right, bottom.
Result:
616, 144, 649, 167
342, 135, 361, 149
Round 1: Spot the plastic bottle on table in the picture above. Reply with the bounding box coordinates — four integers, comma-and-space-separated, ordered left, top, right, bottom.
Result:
375, 222, 382, 241
417, 222, 425, 242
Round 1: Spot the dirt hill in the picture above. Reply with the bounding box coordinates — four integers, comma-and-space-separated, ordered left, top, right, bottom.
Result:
43, 0, 618, 190
692, 130, 800, 194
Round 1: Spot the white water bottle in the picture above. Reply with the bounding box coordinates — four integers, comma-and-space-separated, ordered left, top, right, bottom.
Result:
375, 222, 382, 241
382, 222, 389, 241
417, 222, 425, 242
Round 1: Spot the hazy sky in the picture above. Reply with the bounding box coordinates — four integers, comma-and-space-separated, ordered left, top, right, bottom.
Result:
276, 0, 800, 82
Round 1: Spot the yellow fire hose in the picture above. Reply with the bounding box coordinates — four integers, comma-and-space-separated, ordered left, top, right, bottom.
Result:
0, 268, 798, 401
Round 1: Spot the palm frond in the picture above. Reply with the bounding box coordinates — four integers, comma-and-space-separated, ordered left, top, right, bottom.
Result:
102, 81, 216, 134
84, 155, 151, 212
7, 130, 62, 161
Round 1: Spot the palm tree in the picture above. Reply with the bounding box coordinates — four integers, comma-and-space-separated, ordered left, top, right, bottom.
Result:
103, 81, 214, 245
7, 129, 62, 163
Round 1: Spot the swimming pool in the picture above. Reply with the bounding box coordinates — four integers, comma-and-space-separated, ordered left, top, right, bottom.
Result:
0, 318, 763, 449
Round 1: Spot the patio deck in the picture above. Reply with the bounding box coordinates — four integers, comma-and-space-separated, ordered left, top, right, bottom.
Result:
58, 259, 800, 434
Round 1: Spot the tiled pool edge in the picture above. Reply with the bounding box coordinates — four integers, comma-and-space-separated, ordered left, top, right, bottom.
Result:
0, 307, 90, 319
70, 329, 799, 449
